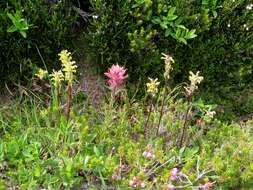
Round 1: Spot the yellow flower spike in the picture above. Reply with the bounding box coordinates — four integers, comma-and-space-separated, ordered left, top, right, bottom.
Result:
146, 77, 160, 97
189, 71, 203, 86
58, 50, 72, 65
58, 50, 77, 84
184, 71, 204, 97
161, 53, 174, 80
50, 70, 64, 87
35, 68, 48, 80
62, 60, 77, 83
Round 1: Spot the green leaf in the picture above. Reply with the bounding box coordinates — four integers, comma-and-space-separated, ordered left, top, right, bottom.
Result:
7, 12, 16, 23
212, 10, 218, 18
152, 17, 161, 24
202, 0, 209, 6
160, 22, 168, 29
186, 29, 197, 39
34, 166, 41, 177
176, 24, 187, 30
132, 4, 140, 8
166, 15, 178, 21
175, 17, 183, 25
168, 7, 176, 16
84, 155, 90, 167
7, 25, 17, 33
132, 0, 145, 8
178, 37, 187, 44
181, 28, 187, 37
165, 28, 173, 37
20, 31, 27, 38
99, 170, 107, 189
179, 147, 185, 156
94, 146, 100, 156
175, 27, 182, 38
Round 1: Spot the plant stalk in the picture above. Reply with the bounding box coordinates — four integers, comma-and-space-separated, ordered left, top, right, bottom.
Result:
179, 98, 192, 147
156, 88, 167, 136
66, 83, 72, 121
109, 88, 117, 112
144, 101, 152, 139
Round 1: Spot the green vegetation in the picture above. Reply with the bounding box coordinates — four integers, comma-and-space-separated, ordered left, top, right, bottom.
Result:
0, 0, 253, 189
84, 0, 253, 118
0, 0, 77, 85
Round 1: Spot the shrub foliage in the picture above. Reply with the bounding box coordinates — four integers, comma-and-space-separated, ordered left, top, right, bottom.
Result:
84, 0, 253, 113
0, 0, 78, 85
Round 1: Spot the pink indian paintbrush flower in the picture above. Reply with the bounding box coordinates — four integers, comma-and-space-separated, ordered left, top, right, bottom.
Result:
104, 64, 128, 90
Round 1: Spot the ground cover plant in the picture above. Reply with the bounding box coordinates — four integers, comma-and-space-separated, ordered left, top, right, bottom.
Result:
1, 52, 253, 189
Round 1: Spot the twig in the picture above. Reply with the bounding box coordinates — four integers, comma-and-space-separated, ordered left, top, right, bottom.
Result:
145, 161, 160, 177
179, 173, 193, 185
193, 170, 213, 183
146, 158, 172, 177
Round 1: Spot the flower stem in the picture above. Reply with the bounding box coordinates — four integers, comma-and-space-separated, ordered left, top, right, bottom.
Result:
53, 88, 59, 111
110, 88, 116, 108
66, 83, 72, 121
156, 88, 167, 136
179, 98, 192, 148
56, 86, 61, 112
144, 100, 152, 139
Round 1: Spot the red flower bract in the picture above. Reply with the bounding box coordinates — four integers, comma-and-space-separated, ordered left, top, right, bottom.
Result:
104, 64, 128, 90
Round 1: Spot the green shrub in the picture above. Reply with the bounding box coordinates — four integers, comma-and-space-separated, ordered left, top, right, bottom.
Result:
173, 0, 253, 107
0, 0, 78, 86
84, 0, 253, 118
84, 0, 198, 82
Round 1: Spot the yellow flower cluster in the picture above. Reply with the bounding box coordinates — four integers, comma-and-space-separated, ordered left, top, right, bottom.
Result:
184, 71, 204, 97
35, 50, 77, 88
58, 50, 72, 65
50, 70, 64, 87
189, 71, 203, 85
35, 69, 48, 80
146, 78, 160, 97
161, 53, 174, 80
58, 50, 77, 83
